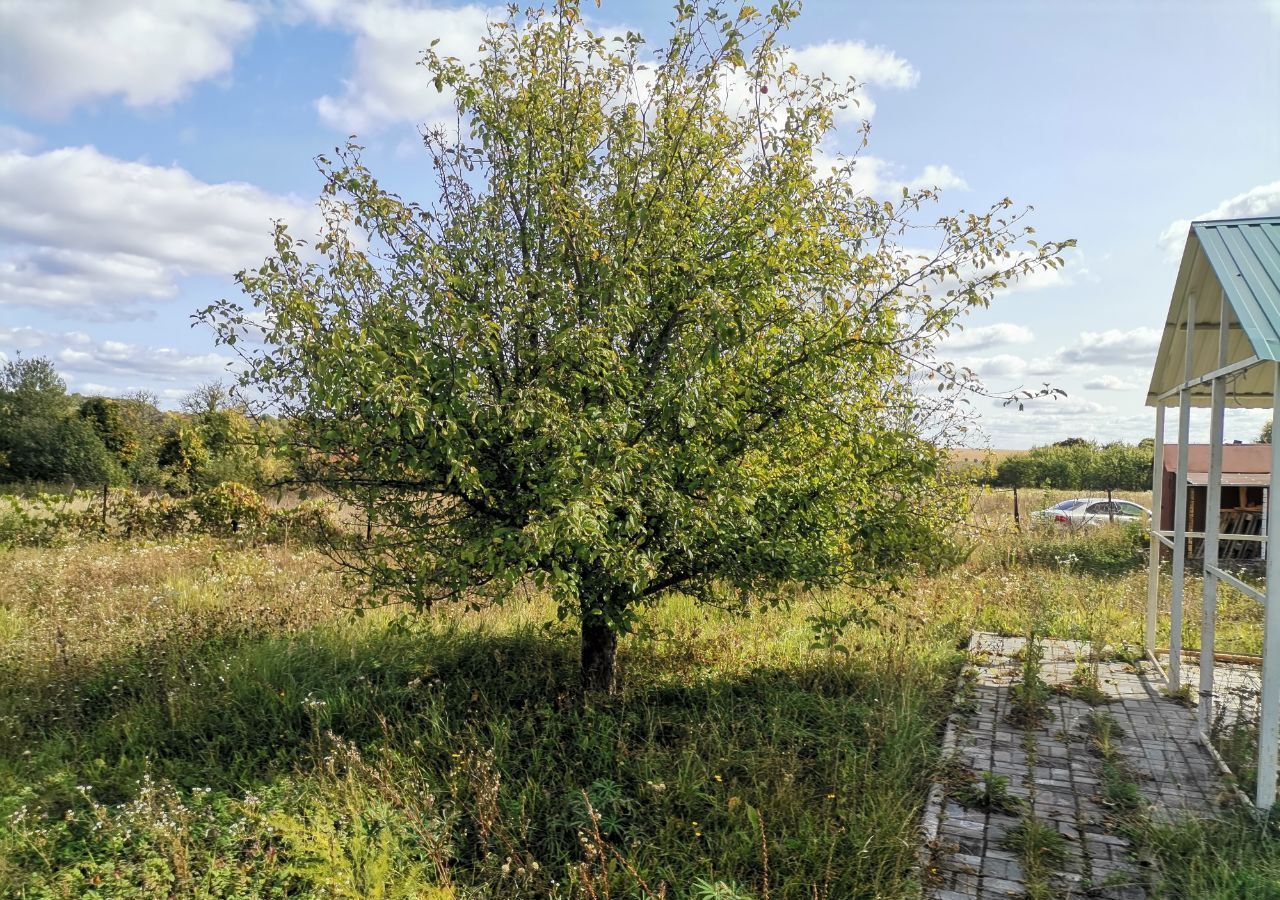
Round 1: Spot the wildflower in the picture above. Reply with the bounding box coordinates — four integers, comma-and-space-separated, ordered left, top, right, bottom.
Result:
713, 774, 722, 782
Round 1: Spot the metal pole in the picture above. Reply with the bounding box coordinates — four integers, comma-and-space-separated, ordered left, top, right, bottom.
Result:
1147, 405, 1166, 656
1199, 291, 1229, 733
1171, 390, 1191, 689
1258, 362, 1280, 809
1170, 293, 1196, 690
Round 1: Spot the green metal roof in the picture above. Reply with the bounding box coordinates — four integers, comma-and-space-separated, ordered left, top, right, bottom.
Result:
1195, 218, 1280, 361
1146, 217, 1280, 407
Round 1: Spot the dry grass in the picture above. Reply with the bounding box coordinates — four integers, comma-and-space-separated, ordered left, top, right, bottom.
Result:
0, 538, 956, 898
0, 518, 1268, 898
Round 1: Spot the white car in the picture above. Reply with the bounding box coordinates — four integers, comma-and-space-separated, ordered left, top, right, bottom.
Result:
1030, 498, 1151, 529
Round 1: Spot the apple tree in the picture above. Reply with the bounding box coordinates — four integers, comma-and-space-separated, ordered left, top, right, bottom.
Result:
202, 0, 1070, 692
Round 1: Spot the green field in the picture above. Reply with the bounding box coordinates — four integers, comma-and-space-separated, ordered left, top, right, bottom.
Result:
1, 522, 1277, 898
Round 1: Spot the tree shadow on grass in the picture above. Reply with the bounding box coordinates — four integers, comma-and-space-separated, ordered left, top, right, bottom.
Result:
2, 619, 955, 897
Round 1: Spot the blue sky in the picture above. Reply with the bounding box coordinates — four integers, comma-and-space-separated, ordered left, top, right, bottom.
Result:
1, 0, 1277, 447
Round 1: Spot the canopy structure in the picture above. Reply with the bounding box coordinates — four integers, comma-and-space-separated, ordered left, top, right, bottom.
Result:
1145, 217, 1280, 809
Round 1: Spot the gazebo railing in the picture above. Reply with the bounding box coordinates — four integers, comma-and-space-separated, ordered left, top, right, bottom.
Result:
1146, 287, 1280, 810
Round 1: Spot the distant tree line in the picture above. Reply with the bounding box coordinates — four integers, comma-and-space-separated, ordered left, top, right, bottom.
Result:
0, 356, 288, 492
975, 438, 1154, 493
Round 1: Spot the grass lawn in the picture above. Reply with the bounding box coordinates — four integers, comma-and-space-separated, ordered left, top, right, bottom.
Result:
0, 523, 1277, 897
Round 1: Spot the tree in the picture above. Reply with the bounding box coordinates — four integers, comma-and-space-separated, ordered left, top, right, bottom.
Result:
1085, 443, 1150, 514
0, 356, 120, 484
79, 397, 139, 466
157, 424, 210, 491
993, 441, 1151, 493
202, 0, 1070, 693
180, 380, 238, 417
1261, 421, 1272, 444
51, 416, 120, 485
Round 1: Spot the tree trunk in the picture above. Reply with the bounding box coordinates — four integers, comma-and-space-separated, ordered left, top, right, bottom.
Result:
581, 616, 619, 695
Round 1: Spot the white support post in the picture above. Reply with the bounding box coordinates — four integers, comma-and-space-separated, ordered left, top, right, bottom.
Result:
1171, 392, 1191, 689
1199, 292, 1229, 733
1147, 405, 1166, 657
1170, 293, 1196, 690
1258, 362, 1280, 809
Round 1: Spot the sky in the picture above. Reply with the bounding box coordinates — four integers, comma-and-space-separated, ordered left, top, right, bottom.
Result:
0, 0, 1277, 448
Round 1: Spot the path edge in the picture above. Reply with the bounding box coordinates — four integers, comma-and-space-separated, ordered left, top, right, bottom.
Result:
916, 630, 981, 881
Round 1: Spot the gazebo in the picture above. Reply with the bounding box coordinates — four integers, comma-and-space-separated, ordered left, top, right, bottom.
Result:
1145, 216, 1280, 809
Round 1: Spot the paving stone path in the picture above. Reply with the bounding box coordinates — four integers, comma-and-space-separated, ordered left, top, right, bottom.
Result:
1175, 656, 1261, 730
923, 633, 1238, 899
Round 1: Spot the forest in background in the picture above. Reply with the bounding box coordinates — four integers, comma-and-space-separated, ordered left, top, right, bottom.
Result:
0, 356, 286, 494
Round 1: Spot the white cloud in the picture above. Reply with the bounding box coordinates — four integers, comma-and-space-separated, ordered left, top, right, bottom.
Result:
945, 323, 1034, 351
996, 396, 1108, 417
960, 354, 1031, 379
1161, 180, 1280, 254
0, 0, 257, 117
957, 328, 1158, 394
0, 248, 176, 314
1056, 327, 1162, 366
816, 151, 968, 198
307, 5, 921, 136
0, 325, 50, 350
905, 164, 968, 192
974, 405, 1274, 450
312, 1, 493, 133
0, 123, 39, 152
58, 343, 234, 380
0, 146, 314, 314
1083, 374, 1142, 391
0, 326, 236, 384
787, 41, 918, 121
953, 352, 1067, 382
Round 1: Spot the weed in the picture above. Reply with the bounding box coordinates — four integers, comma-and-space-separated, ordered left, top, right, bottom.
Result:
1081, 711, 1145, 817
1163, 682, 1196, 708
1145, 809, 1280, 897
1053, 660, 1111, 706
1003, 815, 1068, 898
689, 877, 753, 900
1007, 634, 1053, 729
954, 770, 1025, 815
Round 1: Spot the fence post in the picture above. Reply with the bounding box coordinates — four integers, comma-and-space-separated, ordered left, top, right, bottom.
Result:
101, 482, 108, 528
1012, 486, 1020, 529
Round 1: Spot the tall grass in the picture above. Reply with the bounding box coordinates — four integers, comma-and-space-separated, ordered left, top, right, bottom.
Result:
0, 540, 957, 898
2, 521, 1276, 897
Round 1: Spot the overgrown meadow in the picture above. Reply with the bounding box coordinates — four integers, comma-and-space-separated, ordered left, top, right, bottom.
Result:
1, 489, 1277, 898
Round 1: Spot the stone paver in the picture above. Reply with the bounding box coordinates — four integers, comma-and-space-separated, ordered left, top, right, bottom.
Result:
1173, 656, 1260, 731
925, 633, 1237, 899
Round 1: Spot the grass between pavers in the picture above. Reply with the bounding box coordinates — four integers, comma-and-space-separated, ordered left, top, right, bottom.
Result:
0, 523, 1278, 897
1078, 706, 1280, 898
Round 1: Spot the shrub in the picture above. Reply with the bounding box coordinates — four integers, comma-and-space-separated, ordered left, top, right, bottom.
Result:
1018, 521, 1146, 575
266, 500, 343, 545
189, 482, 269, 536
0, 484, 339, 548
107, 489, 194, 539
